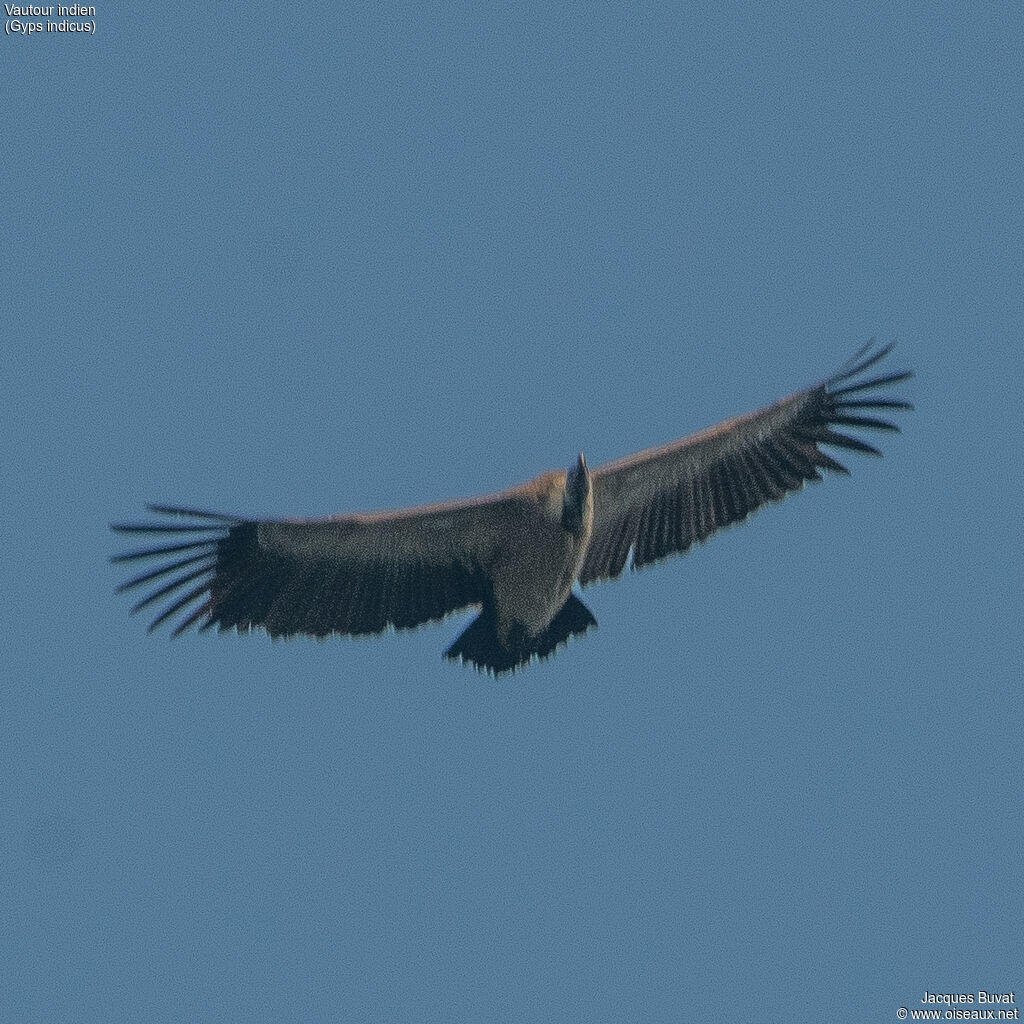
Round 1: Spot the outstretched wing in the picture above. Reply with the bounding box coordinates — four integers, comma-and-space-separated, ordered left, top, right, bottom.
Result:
580, 341, 912, 585
111, 491, 523, 639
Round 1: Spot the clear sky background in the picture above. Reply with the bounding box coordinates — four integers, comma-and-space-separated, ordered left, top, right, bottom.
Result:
3, 5, 1021, 1022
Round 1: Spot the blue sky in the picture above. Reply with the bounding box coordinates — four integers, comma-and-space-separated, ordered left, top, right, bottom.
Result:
3, 4, 1021, 1021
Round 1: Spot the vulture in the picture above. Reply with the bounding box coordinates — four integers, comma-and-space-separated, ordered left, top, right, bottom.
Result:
112, 341, 912, 674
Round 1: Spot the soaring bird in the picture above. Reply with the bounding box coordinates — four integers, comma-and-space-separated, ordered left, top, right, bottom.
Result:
112, 342, 911, 674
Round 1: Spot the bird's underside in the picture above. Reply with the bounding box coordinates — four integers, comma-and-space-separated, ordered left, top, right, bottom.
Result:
112, 341, 912, 675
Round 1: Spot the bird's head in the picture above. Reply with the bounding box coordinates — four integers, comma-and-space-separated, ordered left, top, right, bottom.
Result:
562, 452, 591, 533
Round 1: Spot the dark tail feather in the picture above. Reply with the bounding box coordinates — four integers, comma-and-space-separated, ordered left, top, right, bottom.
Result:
445, 594, 597, 675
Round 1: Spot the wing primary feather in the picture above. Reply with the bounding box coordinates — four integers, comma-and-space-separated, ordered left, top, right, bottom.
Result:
830, 369, 913, 396
146, 505, 240, 521
834, 397, 914, 411
148, 581, 212, 632
110, 539, 217, 564
815, 428, 883, 456
827, 339, 876, 378
172, 599, 214, 637
829, 414, 901, 432
807, 448, 850, 475
130, 564, 214, 615
827, 339, 894, 383
111, 521, 228, 534
116, 552, 216, 593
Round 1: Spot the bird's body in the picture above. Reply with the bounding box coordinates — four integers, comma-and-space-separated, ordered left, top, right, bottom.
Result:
485, 465, 593, 640
112, 342, 912, 674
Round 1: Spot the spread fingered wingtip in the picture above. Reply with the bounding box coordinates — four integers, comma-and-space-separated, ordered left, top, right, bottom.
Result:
805, 340, 913, 463
111, 504, 240, 635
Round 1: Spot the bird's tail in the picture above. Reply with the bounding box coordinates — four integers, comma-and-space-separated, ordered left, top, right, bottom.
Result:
445, 594, 597, 675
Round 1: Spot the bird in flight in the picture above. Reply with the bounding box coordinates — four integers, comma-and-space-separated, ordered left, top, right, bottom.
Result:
112, 341, 911, 674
